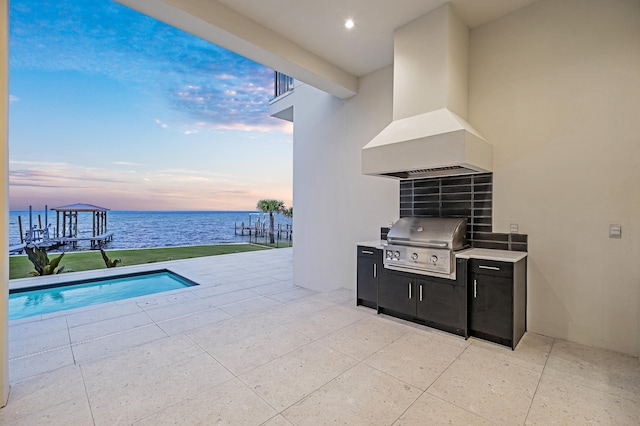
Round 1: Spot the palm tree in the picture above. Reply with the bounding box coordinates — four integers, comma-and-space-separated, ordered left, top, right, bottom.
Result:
256, 199, 285, 244
282, 207, 293, 218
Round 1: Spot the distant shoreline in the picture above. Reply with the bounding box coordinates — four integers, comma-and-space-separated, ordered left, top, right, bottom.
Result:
9, 210, 293, 250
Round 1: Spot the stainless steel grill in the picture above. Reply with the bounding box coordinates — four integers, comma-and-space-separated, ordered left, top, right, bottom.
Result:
383, 217, 468, 279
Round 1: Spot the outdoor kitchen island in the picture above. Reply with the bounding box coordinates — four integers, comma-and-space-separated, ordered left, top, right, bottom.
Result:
356, 241, 527, 349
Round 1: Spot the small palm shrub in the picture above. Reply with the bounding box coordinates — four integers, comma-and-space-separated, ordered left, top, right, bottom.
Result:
24, 246, 65, 276
100, 248, 121, 268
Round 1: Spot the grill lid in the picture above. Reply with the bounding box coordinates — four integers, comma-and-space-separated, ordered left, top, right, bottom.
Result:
387, 217, 468, 250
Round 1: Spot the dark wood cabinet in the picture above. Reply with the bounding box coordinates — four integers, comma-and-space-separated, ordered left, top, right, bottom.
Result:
417, 276, 467, 336
378, 269, 416, 316
468, 258, 527, 349
378, 258, 468, 338
356, 246, 526, 345
356, 246, 381, 308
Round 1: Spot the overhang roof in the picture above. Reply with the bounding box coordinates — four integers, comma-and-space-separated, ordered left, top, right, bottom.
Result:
52, 203, 110, 212
117, 0, 538, 98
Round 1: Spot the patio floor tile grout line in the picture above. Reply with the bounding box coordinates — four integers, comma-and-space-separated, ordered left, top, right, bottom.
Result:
9, 305, 236, 361
523, 337, 556, 424
426, 345, 500, 423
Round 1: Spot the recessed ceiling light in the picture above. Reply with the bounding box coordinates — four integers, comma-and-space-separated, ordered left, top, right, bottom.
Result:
345, 19, 355, 29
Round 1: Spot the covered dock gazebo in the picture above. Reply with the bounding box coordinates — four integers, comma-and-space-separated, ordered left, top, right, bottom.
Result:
52, 203, 113, 248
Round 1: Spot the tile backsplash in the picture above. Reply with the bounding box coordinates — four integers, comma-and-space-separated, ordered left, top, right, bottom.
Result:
398, 173, 527, 252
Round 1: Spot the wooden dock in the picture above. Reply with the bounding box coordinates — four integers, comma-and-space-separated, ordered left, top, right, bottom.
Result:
11, 203, 115, 253
234, 222, 292, 240
9, 243, 26, 255
48, 231, 115, 249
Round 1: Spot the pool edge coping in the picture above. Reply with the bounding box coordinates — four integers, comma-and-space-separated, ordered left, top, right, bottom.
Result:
8, 255, 206, 291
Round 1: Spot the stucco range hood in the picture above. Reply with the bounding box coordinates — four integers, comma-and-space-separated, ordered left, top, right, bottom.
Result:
362, 3, 493, 179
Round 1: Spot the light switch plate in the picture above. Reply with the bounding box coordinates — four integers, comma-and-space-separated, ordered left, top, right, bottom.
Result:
609, 224, 622, 238
509, 223, 519, 233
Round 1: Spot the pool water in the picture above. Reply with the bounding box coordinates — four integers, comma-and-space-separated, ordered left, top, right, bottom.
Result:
9, 270, 198, 320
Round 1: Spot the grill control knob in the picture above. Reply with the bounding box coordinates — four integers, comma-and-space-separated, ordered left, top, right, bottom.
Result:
386, 250, 393, 259
394, 251, 400, 259
411, 253, 418, 261
430, 255, 438, 264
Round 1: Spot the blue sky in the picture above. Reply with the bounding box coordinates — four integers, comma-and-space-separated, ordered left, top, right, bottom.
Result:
8, 0, 293, 211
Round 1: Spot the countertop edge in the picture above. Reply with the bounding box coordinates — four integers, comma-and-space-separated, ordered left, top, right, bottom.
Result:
356, 240, 385, 250
456, 248, 527, 262
356, 242, 527, 262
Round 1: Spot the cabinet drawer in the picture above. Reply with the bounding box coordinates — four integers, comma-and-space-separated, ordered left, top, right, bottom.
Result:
469, 259, 513, 278
357, 246, 381, 260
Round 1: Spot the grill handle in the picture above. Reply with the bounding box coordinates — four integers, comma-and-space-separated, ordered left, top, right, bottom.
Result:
386, 239, 449, 249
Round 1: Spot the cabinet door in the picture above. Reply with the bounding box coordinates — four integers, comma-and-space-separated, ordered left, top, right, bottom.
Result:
469, 273, 513, 340
416, 280, 466, 332
357, 256, 378, 307
378, 271, 415, 316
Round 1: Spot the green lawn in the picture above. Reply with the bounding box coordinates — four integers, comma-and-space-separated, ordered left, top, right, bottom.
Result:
10, 244, 270, 280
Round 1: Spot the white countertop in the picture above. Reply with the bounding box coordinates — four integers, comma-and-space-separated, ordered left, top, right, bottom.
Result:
357, 242, 527, 263
356, 240, 385, 250
456, 248, 527, 262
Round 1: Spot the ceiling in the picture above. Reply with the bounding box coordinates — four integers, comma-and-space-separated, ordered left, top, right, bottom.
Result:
118, 0, 539, 98
215, 0, 539, 77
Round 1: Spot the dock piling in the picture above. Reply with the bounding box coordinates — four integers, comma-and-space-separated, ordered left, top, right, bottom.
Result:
18, 216, 23, 244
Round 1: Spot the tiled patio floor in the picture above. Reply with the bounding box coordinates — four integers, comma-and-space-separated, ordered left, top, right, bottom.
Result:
1, 247, 639, 425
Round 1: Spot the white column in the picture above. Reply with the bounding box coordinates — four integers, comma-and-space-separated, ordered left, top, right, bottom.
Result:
0, 0, 10, 407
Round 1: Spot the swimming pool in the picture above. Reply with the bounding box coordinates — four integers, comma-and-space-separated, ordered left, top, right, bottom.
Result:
9, 270, 198, 320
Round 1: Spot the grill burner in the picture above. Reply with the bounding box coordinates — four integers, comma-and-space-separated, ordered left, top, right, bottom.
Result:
384, 217, 468, 279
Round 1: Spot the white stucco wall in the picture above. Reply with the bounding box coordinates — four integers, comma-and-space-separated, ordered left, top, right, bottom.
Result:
292, 66, 398, 292
1, 0, 9, 406
469, 0, 640, 355
292, 0, 640, 357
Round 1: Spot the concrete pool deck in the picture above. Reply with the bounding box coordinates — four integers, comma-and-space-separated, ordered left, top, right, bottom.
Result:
2, 247, 639, 424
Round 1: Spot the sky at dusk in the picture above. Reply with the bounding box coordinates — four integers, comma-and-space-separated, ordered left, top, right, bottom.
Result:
8, 0, 293, 211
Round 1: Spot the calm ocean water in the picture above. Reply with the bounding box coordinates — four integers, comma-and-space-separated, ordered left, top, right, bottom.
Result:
9, 210, 292, 251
